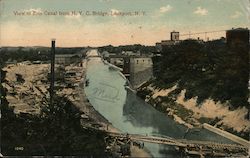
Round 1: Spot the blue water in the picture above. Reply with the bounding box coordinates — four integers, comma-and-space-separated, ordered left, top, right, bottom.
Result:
85, 50, 236, 157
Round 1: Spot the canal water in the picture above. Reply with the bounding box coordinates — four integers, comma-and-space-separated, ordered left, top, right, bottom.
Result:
85, 50, 235, 157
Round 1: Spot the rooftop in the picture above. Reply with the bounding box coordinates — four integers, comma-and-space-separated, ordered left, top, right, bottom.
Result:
227, 28, 249, 31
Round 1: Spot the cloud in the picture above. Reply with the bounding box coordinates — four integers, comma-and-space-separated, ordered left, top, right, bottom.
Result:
24, 8, 43, 13
110, 9, 120, 17
152, 5, 173, 18
239, 0, 250, 22
111, 9, 119, 13
230, 11, 243, 19
193, 7, 208, 16
160, 5, 173, 13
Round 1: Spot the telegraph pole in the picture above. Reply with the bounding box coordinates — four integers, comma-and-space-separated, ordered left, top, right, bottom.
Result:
50, 39, 56, 106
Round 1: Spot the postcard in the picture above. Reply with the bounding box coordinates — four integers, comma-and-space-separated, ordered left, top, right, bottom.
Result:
0, 0, 249, 157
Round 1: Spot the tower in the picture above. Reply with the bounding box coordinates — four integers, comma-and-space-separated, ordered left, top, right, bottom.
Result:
171, 31, 180, 41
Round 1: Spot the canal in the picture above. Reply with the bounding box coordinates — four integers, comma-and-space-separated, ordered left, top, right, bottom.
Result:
84, 49, 235, 157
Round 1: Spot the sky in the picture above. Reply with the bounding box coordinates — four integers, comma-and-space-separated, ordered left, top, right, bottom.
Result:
0, 0, 249, 47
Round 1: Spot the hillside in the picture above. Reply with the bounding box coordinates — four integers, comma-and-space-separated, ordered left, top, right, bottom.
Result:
152, 39, 248, 108
137, 39, 249, 139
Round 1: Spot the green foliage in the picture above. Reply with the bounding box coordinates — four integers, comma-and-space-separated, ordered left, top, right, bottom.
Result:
98, 44, 156, 54
198, 117, 214, 124
198, 117, 221, 125
136, 88, 151, 100
0, 47, 50, 62
0, 47, 85, 63
153, 40, 249, 108
223, 127, 249, 140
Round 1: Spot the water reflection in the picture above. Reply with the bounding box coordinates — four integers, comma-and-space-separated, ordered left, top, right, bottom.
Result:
123, 90, 186, 138
85, 54, 236, 157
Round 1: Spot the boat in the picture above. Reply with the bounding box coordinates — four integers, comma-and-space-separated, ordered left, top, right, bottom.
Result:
85, 79, 89, 87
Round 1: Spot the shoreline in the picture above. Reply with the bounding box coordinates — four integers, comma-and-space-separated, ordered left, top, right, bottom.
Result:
77, 58, 120, 133
2, 60, 152, 157
80, 58, 152, 157
78, 81, 120, 133
136, 82, 250, 142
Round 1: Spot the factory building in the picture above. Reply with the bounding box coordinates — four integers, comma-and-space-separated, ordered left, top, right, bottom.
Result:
226, 28, 249, 48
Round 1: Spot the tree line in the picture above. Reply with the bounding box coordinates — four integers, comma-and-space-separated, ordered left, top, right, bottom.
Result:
152, 39, 249, 108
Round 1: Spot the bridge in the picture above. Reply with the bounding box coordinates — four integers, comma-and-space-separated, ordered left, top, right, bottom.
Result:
106, 131, 248, 157
108, 131, 247, 149
81, 113, 249, 157
82, 121, 248, 156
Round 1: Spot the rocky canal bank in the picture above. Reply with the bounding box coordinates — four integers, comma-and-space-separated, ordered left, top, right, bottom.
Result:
136, 80, 250, 141
2, 60, 151, 157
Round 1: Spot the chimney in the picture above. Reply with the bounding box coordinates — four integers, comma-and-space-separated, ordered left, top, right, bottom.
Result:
50, 39, 56, 106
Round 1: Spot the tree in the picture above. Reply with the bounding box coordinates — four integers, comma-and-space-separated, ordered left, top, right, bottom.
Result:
153, 39, 249, 108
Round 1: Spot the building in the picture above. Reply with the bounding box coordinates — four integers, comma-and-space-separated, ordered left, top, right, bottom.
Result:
108, 51, 141, 68
129, 57, 153, 88
108, 54, 153, 88
226, 28, 249, 48
156, 31, 180, 52
155, 42, 162, 52
161, 40, 175, 46
102, 51, 110, 60
171, 31, 180, 41
109, 55, 125, 68
55, 54, 81, 65
123, 57, 130, 79
107, 53, 153, 87
121, 51, 140, 56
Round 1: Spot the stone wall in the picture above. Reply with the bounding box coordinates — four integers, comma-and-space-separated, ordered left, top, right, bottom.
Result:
130, 57, 153, 88
203, 123, 250, 147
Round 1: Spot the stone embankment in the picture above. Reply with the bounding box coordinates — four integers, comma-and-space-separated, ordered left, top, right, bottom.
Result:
136, 82, 250, 143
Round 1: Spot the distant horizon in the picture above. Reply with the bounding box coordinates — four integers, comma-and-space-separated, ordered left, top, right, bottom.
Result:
0, 32, 228, 48
1, 0, 248, 47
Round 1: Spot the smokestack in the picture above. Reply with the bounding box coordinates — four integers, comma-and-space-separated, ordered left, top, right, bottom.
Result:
50, 39, 56, 106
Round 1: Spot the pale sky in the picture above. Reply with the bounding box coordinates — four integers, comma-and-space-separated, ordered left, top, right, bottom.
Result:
0, 0, 249, 47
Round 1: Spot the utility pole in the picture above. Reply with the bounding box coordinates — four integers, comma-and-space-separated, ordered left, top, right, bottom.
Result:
50, 39, 56, 106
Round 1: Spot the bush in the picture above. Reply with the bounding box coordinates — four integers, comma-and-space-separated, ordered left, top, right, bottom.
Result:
153, 39, 249, 108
